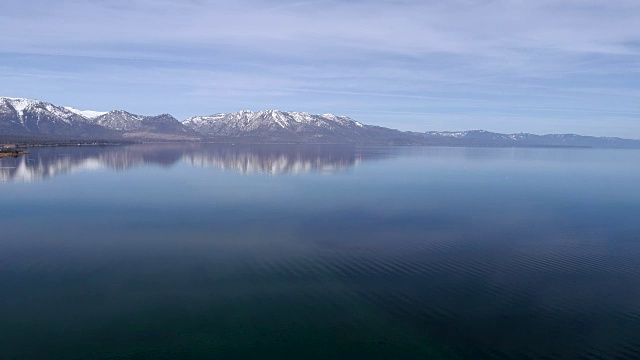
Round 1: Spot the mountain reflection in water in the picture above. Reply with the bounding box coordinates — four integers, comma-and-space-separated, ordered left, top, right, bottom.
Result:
0, 144, 386, 182
2, 145, 640, 359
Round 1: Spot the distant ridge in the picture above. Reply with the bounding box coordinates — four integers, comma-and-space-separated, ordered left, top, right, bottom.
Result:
1, 97, 639, 148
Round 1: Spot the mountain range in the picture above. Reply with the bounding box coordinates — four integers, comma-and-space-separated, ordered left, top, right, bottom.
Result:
2, 97, 639, 148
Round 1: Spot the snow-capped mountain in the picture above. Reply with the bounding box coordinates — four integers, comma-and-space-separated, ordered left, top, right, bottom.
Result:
183, 110, 364, 135
182, 110, 411, 144
0, 97, 114, 137
1, 97, 85, 127
0, 97, 195, 141
2, 97, 640, 147
88, 110, 145, 131
88, 111, 196, 140
89, 110, 192, 135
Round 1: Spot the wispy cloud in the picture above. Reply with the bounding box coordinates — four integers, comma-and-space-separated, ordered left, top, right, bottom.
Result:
1, 0, 639, 136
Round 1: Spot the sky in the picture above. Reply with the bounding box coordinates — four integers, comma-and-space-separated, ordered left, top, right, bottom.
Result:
1, 0, 639, 137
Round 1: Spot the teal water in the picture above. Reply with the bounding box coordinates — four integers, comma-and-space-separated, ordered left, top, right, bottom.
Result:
1, 144, 640, 359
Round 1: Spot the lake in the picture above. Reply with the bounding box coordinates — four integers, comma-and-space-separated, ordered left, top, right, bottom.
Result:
1, 144, 640, 359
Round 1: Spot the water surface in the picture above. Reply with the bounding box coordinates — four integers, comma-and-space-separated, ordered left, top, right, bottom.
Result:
1, 144, 640, 359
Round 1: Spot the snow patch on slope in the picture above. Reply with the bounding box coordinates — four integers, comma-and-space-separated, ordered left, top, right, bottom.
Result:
1, 97, 39, 114
1, 97, 39, 123
64, 107, 108, 119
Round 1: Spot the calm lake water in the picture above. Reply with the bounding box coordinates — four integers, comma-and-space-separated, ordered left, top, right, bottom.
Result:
2, 144, 640, 359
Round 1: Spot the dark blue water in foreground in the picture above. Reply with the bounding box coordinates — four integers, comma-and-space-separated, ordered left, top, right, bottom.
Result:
2, 144, 640, 359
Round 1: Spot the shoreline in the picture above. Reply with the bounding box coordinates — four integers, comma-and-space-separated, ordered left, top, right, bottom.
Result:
0, 151, 29, 158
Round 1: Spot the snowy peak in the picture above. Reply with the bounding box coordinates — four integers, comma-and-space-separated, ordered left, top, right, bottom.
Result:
0, 97, 123, 138
1, 97, 40, 115
0, 96, 88, 126
91, 110, 145, 131
90, 110, 190, 135
0, 97, 195, 139
64, 107, 108, 119
183, 110, 365, 137
1, 97, 107, 124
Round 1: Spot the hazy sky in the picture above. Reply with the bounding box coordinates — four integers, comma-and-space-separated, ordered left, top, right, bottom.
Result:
1, 0, 639, 137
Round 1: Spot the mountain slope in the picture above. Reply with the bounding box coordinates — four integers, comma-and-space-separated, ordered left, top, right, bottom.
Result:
89, 111, 197, 140
0, 98, 196, 141
0, 97, 116, 138
183, 110, 418, 144
184, 110, 362, 135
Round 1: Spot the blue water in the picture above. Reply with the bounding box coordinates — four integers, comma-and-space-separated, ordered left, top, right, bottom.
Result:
1, 144, 640, 359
